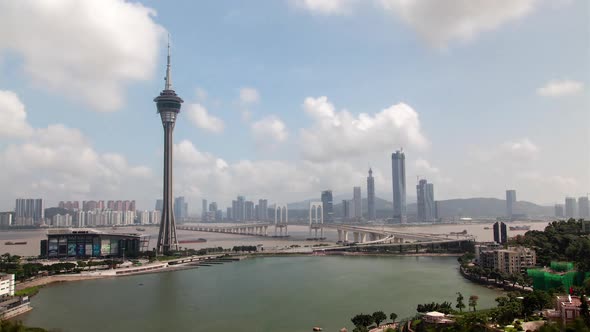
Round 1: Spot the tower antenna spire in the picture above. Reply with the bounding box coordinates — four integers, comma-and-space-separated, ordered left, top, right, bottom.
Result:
165, 34, 172, 90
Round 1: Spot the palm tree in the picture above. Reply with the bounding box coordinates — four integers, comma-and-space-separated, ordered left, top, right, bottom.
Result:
468, 295, 479, 312
456, 292, 466, 313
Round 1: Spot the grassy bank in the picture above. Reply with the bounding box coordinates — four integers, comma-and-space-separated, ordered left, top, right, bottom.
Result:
15, 285, 42, 297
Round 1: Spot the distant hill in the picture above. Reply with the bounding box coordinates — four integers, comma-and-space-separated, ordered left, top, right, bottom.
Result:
44, 207, 74, 220
407, 198, 553, 218
286, 196, 553, 218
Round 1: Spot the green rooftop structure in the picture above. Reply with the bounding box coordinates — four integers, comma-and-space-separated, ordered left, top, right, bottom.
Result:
527, 261, 590, 291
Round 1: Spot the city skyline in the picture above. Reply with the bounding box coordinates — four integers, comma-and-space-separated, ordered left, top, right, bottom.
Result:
0, 1, 588, 211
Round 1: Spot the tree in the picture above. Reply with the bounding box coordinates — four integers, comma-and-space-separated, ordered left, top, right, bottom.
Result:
469, 295, 479, 312
456, 292, 466, 313
389, 312, 398, 323
372, 311, 386, 327
351, 314, 374, 329
581, 295, 590, 327
523, 290, 552, 316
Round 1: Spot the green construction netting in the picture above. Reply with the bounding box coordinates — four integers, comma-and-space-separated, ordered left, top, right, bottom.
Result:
550, 261, 574, 272
528, 268, 590, 291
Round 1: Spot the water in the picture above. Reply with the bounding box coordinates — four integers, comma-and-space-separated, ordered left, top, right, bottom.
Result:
21, 256, 503, 332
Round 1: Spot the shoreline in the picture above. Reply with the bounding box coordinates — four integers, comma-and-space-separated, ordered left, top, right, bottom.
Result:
459, 266, 532, 292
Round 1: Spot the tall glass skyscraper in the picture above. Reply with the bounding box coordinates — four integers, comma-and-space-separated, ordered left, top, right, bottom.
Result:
321, 190, 333, 223
353, 186, 362, 219
417, 179, 435, 222
367, 168, 376, 220
506, 190, 516, 220
391, 150, 406, 223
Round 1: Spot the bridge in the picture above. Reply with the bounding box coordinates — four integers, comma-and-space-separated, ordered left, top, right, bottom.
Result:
177, 224, 270, 236
177, 222, 474, 250
313, 224, 475, 252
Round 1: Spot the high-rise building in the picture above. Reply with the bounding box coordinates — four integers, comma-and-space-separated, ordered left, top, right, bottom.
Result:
59, 201, 79, 210
226, 207, 232, 220
155, 199, 163, 211
155, 41, 183, 254
201, 199, 207, 220
174, 197, 187, 221
258, 199, 268, 221
434, 201, 441, 221
367, 168, 376, 221
506, 190, 516, 220
321, 190, 334, 223
565, 197, 577, 218
342, 200, 354, 220
15, 198, 44, 225
578, 197, 589, 219
245, 201, 254, 220
417, 179, 435, 222
493, 221, 508, 244
236, 196, 245, 221
555, 204, 564, 218
353, 187, 362, 219
391, 150, 406, 223
209, 202, 218, 213
0, 212, 13, 226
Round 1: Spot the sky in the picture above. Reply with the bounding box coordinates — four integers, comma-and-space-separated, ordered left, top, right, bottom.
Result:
0, 0, 588, 213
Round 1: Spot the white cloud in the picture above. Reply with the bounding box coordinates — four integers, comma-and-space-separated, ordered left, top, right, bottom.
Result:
0, 90, 33, 138
500, 138, 539, 160
415, 158, 452, 184
291, 0, 357, 15
0, 0, 165, 112
172, 140, 367, 206
185, 103, 224, 133
473, 138, 539, 163
251, 116, 289, 147
379, 0, 538, 47
300, 96, 428, 162
0, 126, 154, 207
415, 159, 439, 174
0, 91, 154, 209
239, 87, 260, 104
195, 87, 208, 101
537, 79, 585, 97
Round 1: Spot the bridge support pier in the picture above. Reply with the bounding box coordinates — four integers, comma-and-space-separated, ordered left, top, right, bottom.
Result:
353, 232, 359, 242
337, 230, 343, 242
343, 231, 348, 242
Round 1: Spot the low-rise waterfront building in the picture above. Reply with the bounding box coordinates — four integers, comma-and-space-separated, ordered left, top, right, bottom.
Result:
40, 229, 149, 259
479, 246, 536, 274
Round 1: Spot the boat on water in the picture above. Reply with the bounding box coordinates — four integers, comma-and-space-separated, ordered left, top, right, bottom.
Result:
5, 241, 27, 245
450, 230, 468, 235
136, 228, 146, 231
312, 327, 323, 331
483, 227, 490, 230
178, 238, 207, 244
509, 225, 530, 231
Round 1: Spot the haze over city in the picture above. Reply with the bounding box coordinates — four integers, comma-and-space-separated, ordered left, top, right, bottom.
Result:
0, 0, 588, 212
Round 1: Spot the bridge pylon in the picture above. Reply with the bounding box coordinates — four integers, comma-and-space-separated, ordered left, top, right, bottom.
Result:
274, 204, 288, 237
309, 201, 323, 239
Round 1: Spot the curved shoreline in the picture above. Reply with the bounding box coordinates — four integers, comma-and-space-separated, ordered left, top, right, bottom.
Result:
459, 266, 532, 292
